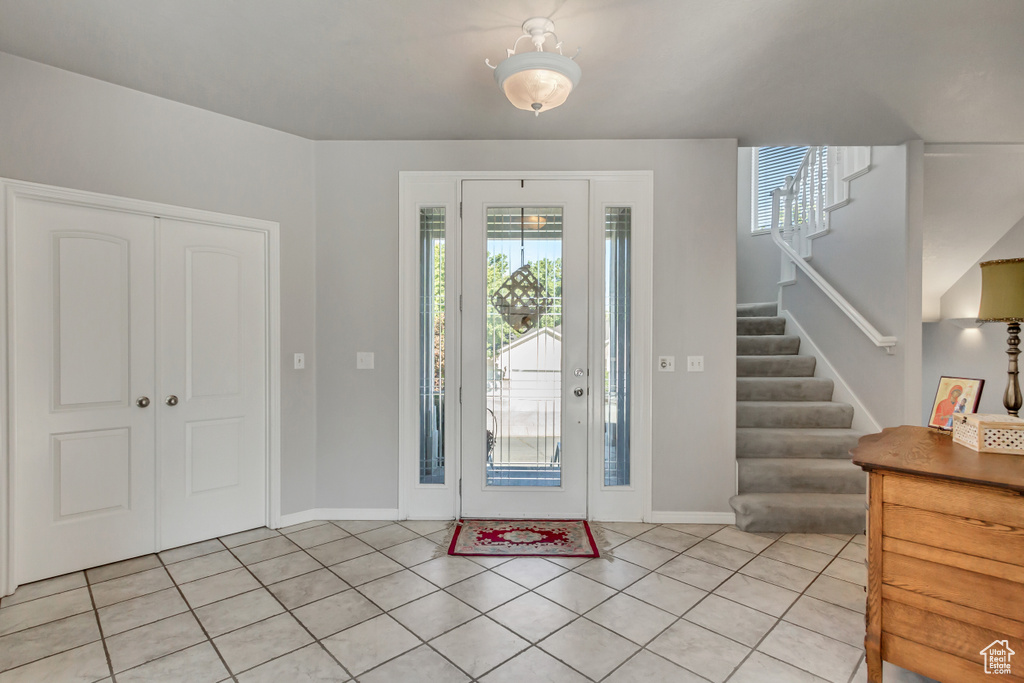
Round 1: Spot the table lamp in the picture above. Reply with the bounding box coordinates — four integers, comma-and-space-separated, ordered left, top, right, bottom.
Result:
977, 258, 1024, 416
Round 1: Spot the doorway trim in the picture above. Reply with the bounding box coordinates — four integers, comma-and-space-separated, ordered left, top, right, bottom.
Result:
398, 171, 653, 523
0, 177, 282, 596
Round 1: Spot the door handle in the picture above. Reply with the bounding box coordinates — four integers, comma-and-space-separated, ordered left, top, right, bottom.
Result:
165, 395, 179, 406
573, 387, 584, 397
136, 396, 150, 408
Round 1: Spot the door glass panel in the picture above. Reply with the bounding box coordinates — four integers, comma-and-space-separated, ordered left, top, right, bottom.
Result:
486, 208, 562, 486
419, 208, 445, 484
604, 207, 631, 486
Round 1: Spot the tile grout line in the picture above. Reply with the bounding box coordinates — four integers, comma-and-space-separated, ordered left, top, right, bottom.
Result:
342, 525, 530, 682
321, 521, 539, 681
216, 526, 358, 682
84, 571, 118, 683
720, 534, 864, 683
72, 523, 462, 681
239, 519, 498, 681
0, 521, 871, 683
0, 524, 417, 681
592, 531, 736, 683
151, 537, 241, 683
0, 574, 84, 611
599, 527, 864, 682
472, 525, 715, 682
0, 586, 107, 676
338, 522, 626, 681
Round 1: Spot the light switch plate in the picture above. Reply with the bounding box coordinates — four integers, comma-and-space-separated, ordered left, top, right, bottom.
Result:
356, 352, 375, 370
658, 356, 675, 372
687, 356, 704, 372
293, 353, 305, 370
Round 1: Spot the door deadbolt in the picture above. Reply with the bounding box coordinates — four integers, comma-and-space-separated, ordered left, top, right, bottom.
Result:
136, 396, 150, 408
574, 368, 584, 377
165, 395, 179, 406
573, 387, 584, 397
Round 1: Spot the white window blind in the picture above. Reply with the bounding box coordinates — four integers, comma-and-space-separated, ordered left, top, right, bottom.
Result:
753, 146, 808, 232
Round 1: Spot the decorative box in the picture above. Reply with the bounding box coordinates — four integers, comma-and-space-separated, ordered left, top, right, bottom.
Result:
951, 413, 1024, 454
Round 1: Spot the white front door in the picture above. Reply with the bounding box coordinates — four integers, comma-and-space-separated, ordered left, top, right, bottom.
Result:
461, 180, 590, 518
157, 219, 268, 549
12, 199, 157, 580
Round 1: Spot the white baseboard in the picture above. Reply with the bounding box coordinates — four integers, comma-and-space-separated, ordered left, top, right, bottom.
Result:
649, 511, 737, 524
275, 509, 321, 528
278, 509, 735, 526
781, 309, 882, 434
275, 508, 400, 528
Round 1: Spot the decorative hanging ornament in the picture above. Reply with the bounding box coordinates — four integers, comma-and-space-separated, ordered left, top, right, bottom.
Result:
490, 264, 548, 335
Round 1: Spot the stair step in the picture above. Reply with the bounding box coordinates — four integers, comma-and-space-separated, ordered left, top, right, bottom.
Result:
737, 428, 865, 459
737, 377, 834, 401
737, 316, 786, 335
738, 355, 816, 377
737, 401, 854, 429
737, 302, 778, 317
737, 335, 800, 356
738, 458, 867, 494
729, 493, 866, 533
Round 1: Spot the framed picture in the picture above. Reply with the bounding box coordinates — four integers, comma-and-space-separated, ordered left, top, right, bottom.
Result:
928, 376, 984, 430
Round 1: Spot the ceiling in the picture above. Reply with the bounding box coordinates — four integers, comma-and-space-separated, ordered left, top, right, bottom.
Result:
1, 0, 1023, 143
923, 145, 1024, 320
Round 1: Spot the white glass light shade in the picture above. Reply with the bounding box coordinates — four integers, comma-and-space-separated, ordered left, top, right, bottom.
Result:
494, 51, 581, 114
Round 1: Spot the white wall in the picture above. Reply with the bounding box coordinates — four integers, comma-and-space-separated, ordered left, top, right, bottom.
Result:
0, 53, 319, 515
736, 148, 783, 304
314, 140, 738, 515
0, 52, 742, 518
923, 215, 1024, 422
781, 144, 924, 427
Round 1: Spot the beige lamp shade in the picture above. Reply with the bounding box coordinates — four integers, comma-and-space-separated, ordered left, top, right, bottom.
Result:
978, 258, 1024, 322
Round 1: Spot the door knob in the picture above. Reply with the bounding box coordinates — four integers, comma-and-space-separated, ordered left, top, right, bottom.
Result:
573, 387, 584, 397
136, 396, 150, 408
165, 395, 179, 406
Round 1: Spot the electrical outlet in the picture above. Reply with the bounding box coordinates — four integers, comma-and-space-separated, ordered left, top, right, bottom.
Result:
293, 353, 305, 370
356, 352, 375, 370
687, 355, 705, 372
658, 356, 675, 372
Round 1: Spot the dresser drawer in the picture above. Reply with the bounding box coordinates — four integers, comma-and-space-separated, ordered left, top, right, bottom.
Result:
883, 552, 1024, 618
883, 473, 1024, 528
882, 633, 1023, 683
883, 502, 1024, 568
882, 600, 1023, 671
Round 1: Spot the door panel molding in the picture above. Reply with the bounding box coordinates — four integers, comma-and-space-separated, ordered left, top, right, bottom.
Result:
399, 172, 653, 523
0, 178, 281, 596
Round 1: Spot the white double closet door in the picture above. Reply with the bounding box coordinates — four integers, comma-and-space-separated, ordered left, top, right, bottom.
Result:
12, 196, 268, 585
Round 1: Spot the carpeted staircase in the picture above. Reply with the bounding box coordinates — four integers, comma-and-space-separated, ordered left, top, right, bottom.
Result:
729, 302, 867, 533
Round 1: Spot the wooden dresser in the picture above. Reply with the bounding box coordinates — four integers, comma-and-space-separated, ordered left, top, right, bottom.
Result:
852, 426, 1024, 682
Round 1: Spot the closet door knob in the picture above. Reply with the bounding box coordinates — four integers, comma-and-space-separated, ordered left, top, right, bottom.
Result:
165, 395, 179, 406
136, 397, 150, 408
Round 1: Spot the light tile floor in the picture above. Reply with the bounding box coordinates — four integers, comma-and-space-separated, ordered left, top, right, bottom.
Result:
0, 520, 938, 682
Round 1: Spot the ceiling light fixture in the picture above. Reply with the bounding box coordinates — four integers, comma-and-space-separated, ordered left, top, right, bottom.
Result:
486, 18, 581, 116
522, 214, 547, 229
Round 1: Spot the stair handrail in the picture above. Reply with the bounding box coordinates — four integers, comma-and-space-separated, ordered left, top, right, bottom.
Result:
771, 147, 897, 354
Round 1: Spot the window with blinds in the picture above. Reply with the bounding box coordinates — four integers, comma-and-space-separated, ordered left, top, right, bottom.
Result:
752, 146, 808, 233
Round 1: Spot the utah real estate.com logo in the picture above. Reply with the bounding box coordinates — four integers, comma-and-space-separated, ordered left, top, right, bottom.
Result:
981, 640, 1015, 675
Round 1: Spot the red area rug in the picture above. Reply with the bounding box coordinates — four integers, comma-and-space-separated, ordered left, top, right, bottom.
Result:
448, 519, 599, 558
